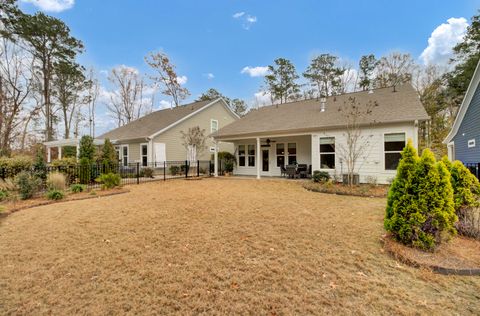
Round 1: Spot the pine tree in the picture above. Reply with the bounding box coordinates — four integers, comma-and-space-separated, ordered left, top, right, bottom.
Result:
442, 156, 480, 211
78, 136, 95, 162
101, 139, 117, 165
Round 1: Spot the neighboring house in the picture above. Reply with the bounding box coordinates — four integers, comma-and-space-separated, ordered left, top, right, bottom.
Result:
444, 60, 480, 164
44, 98, 238, 165
212, 84, 429, 184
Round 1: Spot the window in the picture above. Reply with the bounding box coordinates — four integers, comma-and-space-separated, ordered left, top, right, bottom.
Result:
122, 145, 128, 167
115, 146, 120, 162
211, 119, 219, 133
468, 139, 476, 148
384, 133, 406, 170
320, 137, 335, 169
276, 143, 285, 167
238, 145, 246, 166
141, 144, 148, 166
248, 144, 255, 167
287, 143, 296, 165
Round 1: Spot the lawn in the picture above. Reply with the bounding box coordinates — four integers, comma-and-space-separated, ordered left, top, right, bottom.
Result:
1, 179, 479, 315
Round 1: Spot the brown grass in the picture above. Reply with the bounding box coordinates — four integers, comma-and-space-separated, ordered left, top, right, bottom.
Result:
1, 179, 480, 315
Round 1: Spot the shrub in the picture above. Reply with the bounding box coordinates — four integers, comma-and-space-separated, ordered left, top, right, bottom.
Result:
62, 146, 77, 158
46, 172, 67, 190
224, 160, 234, 173
46, 189, 65, 200
70, 183, 86, 193
95, 173, 121, 190
100, 139, 117, 165
0, 178, 16, 192
0, 190, 8, 201
312, 170, 330, 183
142, 167, 154, 178
0, 155, 33, 178
15, 171, 41, 200
79, 158, 92, 184
78, 135, 95, 161
170, 165, 180, 176
442, 157, 480, 211
384, 143, 457, 251
33, 145, 47, 180
50, 157, 78, 168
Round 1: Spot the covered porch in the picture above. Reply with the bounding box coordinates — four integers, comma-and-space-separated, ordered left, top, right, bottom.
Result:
43, 138, 105, 163
213, 134, 312, 179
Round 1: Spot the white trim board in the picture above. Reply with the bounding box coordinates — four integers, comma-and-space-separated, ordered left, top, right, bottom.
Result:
444, 59, 480, 143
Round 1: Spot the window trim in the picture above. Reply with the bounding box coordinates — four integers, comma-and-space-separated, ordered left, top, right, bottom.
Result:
287, 142, 297, 165
383, 132, 406, 171
211, 119, 219, 133
140, 143, 148, 167
276, 143, 285, 167
237, 143, 256, 168
247, 144, 256, 167
319, 137, 335, 170
121, 144, 129, 167
238, 144, 246, 167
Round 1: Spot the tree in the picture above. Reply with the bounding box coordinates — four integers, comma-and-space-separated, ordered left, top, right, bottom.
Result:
107, 65, 152, 127
264, 58, 300, 104
78, 135, 95, 161
196, 88, 247, 116
375, 52, 415, 91
100, 138, 117, 165
53, 61, 88, 139
444, 11, 480, 113
85, 68, 99, 138
303, 54, 345, 97
336, 96, 378, 186
358, 54, 377, 91
2, 11, 84, 141
145, 51, 189, 107
231, 98, 247, 116
0, 38, 34, 156
180, 126, 207, 161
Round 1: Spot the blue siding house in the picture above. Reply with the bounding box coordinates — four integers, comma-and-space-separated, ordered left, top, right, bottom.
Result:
445, 60, 480, 169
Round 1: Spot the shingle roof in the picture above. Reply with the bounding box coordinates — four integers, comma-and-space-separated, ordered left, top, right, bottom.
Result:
214, 84, 429, 139
98, 99, 214, 141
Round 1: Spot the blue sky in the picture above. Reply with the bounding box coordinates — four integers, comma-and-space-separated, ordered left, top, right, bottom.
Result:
18, 0, 480, 134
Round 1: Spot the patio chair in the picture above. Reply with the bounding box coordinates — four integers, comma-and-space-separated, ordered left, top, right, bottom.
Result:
297, 164, 308, 178
280, 165, 287, 177
285, 164, 298, 179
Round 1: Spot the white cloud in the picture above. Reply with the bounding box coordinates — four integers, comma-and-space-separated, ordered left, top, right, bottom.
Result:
232, 11, 257, 30
157, 100, 174, 110
420, 17, 468, 65
21, 0, 74, 12
177, 75, 188, 85
232, 12, 245, 19
253, 91, 273, 107
203, 73, 215, 80
241, 66, 269, 77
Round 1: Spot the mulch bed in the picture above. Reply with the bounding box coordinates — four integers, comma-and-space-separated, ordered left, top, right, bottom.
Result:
0, 188, 129, 217
303, 182, 389, 198
382, 234, 480, 275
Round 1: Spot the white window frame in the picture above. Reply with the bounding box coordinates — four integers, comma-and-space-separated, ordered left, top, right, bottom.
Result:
287, 142, 297, 165
319, 137, 335, 170
468, 139, 476, 148
121, 144, 129, 167
211, 119, 219, 133
247, 144, 256, 167
384, 132, 406, 171
276, 143, 285, 167
140, 143, 148, 167
114, 146, 121, 163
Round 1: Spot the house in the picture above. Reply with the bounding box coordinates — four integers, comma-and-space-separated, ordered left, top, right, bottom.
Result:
444, 60, 480, 164
212, 84, 429, 184
44, 98, 239, 165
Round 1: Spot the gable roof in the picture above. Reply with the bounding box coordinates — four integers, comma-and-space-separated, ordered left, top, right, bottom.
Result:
99, 98, 235, 141
213, 84, 429, 139
444, 59, 480, 144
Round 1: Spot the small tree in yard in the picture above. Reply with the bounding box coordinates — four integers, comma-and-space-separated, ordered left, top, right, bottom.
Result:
180, 126, 206, 161
336, 96, 378, 186
78, 135, 95, 184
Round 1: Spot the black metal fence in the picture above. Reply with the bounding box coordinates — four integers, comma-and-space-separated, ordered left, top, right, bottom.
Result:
0, 160, 212, 193
465, 163, 480, 180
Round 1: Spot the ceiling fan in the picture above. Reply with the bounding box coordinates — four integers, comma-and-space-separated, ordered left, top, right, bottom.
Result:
261, 138, 277, 147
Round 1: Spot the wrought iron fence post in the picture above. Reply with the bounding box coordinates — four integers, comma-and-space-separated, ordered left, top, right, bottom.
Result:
136, 162, 140, 184
185, 160, 188, 178
209, 161, 212, 176
197, 160, 200, 177
164, 161, 166, 181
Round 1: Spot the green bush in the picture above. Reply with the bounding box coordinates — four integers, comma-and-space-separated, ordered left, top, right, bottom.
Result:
15, 171, 41, 200
50, 157, 77, 168
142, 167, 154, 178
384, 142, 457, 251
312, 170, 330, 183
224, 160, 234, 173
0, 155, 33, 178
95, 173, 121, 190
0, 190, 8, 201
442, 157, 480, 211
79, 158, 92, 184
70, 183, 86, 193
33, 145, 47, 180
46, 189, 65, 200
78, 135, 95, 161
62, 146, 77, 158
170, 165, 180, 176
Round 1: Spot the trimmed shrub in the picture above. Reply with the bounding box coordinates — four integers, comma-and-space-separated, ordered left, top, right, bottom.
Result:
70, 183, 86, 193
442, 157, 480, 211
95, 173, 121, 190
46, 172, 66, 190
0, 155, 33, 178
312, 170, 330, 183
46, 189, 65, 200
142, 167, 154, 178
15, 171, 41, 200
50, 158, 78, 168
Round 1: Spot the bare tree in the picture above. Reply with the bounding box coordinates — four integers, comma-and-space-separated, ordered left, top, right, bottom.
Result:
145, 51, 189, 107
180, 126, 207, 161
375, 52, 415, 91
107, 65, 152, 127
0, 38, 35, 155
336, 97, 378, 186
85, 68, 99, 137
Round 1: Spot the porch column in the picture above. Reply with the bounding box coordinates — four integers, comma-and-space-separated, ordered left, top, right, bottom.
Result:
58, 146, 62, 160
76, 141, 80, 160
214, 141, 219, 177
256, 137, 261, 179
47, 146, 51, 163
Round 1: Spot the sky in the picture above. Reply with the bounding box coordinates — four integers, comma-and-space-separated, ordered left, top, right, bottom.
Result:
18, 0, 480, 135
